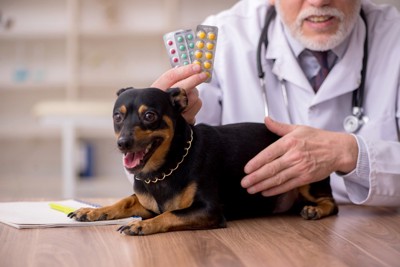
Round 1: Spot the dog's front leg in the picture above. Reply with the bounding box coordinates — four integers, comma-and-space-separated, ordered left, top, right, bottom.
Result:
118, 206, 227, 236
68, 194, 154, 221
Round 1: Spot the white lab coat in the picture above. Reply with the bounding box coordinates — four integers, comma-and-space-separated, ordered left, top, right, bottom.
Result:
197, 0, 400, 206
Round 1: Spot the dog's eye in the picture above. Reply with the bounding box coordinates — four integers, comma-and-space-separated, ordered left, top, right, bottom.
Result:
143, 111, 157, 123
113, 113, 123, 123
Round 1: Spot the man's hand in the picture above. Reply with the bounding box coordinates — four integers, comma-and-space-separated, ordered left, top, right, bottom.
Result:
241, 117, 359, 196
151, 64, 208, 124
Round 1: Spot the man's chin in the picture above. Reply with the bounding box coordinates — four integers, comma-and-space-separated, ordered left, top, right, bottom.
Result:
296, 31, 347, 51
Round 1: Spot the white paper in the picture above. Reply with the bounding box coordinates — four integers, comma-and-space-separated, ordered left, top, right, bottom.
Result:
0, 199, 139, 229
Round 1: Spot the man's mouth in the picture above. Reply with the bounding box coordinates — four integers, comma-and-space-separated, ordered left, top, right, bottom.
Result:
306, 15, 334, 23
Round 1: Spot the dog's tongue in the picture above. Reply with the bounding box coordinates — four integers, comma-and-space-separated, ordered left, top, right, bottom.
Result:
124, 151, 145, 169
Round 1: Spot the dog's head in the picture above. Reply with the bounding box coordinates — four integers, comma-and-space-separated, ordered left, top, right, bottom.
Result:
113, 87, 188, 175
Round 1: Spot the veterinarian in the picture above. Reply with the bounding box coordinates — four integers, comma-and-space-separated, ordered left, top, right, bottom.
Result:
151, 0, 400, 206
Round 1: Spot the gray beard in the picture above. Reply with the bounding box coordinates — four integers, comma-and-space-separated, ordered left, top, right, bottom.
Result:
275, 2, 361, 51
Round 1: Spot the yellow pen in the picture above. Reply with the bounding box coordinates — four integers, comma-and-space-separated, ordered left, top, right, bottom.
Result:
49, 202, 76, 215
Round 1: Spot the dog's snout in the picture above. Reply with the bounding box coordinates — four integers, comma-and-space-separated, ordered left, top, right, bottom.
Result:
117, 137, 132, 151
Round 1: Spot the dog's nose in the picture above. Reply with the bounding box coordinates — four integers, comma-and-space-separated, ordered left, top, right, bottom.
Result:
117, 137, 132, 151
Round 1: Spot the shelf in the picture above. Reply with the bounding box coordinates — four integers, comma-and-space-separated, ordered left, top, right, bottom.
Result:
0, 119, 60, 139
78, 29, 166, 40
0, 31, 66, 41
0, 81, 66, 92
79, 75, 164, 89
0, 124, 114, 140
0, 76, 162, 92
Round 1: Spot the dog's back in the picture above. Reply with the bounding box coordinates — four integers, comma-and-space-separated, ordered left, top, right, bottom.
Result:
192, 123, 281, 219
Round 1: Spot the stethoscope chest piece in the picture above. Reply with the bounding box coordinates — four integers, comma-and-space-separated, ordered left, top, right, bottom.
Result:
343, 115, 363, 133
343, 107, 368, 133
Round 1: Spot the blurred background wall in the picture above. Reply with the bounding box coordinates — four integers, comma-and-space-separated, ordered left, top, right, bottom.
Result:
0, 0, 398, 199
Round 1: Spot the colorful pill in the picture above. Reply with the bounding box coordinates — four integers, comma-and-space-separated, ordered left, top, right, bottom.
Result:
186, 34, 193, 40
189, 42, 195, 49
205, 52, 213, 60
194, 50, 203, 59
170, 48, 176, 55
206, 42, 214, 50
173, 57, 179, 63
207, 32, 216, 41
196, 41, 205, 49
179, 45, 186, 51
167, 40, 174, 46
193, 60, 202, 65
197, 30, 206, 39
181, 53, 188, 60
177, 36, 184, 43
203, 61, 212, 69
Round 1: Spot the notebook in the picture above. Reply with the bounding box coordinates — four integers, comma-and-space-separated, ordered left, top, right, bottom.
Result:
0, 199, 138, 229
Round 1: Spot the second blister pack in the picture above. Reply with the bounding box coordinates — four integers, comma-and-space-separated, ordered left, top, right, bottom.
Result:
163, 25, 218, 83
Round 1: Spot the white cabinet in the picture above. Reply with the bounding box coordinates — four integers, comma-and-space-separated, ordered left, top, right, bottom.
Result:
0, 0, 238, 139
0, 0, 237, 197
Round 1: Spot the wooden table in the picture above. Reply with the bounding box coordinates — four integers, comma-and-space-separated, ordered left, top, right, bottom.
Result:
1, 202, 399, 267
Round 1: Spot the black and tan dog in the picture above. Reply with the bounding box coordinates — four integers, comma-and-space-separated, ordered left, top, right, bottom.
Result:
69, 87, 338, 235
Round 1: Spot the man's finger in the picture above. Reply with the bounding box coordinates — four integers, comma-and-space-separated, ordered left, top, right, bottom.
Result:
261, 177, 300, 197
182, 97, 202, 125
243, 163, 295, 194
151, 64, 204, 90
265, 117, 296, 137
244, 138, 287, 174
173, 72, 208, 91
242, 154, 288, 188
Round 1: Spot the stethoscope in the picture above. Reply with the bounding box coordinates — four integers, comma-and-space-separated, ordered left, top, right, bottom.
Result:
256, 7, 369, 133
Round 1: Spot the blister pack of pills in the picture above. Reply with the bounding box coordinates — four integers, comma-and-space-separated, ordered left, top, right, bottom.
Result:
163, 25, 218, 83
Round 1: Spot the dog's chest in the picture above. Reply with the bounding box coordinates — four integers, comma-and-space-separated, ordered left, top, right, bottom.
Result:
136, 182, 197, 214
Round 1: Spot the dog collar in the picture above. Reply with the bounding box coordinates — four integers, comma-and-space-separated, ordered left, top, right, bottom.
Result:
135, 127, 193, 184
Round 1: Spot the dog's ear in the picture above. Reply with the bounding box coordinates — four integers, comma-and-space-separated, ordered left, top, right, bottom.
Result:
116, 87, 134, 96
167, 87, 188, 112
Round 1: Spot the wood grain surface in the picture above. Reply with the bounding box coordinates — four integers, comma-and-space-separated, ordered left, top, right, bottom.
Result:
1, 201, 399, 267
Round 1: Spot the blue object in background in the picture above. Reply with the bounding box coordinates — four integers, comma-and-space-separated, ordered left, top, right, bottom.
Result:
13, 68, 29, 82
79, 142, 94, 179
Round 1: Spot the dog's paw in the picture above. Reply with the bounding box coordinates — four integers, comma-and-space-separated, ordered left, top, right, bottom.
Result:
300, 205, 322, 220
68, 208, 108, 222
117, 220, 156, 236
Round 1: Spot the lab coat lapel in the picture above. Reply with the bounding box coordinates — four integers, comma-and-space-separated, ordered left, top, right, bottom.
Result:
313, 16, 366, 106
266, 15, 366, 106
266, 19, 312, 91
